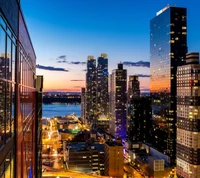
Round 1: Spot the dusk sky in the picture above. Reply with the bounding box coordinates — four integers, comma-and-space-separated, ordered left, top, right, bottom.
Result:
21, 0, 200, 92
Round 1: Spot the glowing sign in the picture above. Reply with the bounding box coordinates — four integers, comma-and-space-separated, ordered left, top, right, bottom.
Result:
156, 5, 170, 16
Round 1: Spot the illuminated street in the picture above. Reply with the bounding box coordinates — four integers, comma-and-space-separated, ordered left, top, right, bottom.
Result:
42, 171, 111, 178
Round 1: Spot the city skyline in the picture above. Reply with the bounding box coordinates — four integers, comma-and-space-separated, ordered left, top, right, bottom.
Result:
20, 0, 200, 92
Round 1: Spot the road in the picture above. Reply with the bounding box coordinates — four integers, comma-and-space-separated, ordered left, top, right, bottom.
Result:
124, 163, 143, 178
42, 171, 111, 178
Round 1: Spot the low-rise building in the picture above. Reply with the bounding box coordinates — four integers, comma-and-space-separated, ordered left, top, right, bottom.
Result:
104, 140, 124, 178
66, 143, 105, 175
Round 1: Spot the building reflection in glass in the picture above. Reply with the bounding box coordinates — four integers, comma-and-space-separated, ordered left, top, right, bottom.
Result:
150, 6, 187, 165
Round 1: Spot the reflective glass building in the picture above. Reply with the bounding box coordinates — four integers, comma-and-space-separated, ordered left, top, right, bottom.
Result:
97, 53, 108, 118
150, 6, 187, 165
0, 0, 37, 177
109, 64, 127, 139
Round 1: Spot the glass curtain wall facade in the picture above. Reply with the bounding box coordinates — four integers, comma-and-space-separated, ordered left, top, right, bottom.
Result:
150, 6, 187, 165
0, 1, 37, 177
0, 13, 16, 178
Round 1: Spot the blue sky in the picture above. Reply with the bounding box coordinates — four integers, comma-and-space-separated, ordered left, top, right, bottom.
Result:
21, 0, 200, 92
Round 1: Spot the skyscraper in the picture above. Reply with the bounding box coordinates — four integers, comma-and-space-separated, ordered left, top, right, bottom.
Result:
0, 1, 37, 177
127, 76, 151, 143
176, 53, 200, 178
150, 5, 187, 165
97, 53, 108, 117
127, 75, 140, 142
86, 56, 97, 126
109, 63, 127, 139
128, 75, 140, 98
35, 76, 43, 178
81, 87, 86, 124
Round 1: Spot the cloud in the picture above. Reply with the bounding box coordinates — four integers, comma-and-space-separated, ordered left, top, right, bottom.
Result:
137, 74, 150, 77
57, 60, 67, 63
82, 69, 87, 71
123, 61, 150, 68
70, 80, 85, 82
57, 55, 66, 60
56, 55, 67, 63
69, 61, 86, 65
36, 64, 69, 72
73, 86, 83, 88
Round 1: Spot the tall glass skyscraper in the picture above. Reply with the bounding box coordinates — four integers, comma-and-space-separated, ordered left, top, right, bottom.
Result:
150, 5, 187, 165
86, 56, 97, 126
97, 53, 108, 117
109, 64, 127, 139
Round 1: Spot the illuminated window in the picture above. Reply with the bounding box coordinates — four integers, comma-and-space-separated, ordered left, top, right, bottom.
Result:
182, 26, 186, 29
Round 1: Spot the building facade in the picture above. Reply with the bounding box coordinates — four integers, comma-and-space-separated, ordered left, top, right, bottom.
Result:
96, 53, 109, 117
109, 63, 127, 139
67, 143, 105, 175
35, 76, 43, 178
127, 75, 140, 141
150, 5, 187, 165
128, 75, 140, 98
0, 0, 37, 177
81, 87, 86, 124
104, 140, 124, 178
127, 97, 152, 143
86, 56, 97, 126
176, 53, 200, 178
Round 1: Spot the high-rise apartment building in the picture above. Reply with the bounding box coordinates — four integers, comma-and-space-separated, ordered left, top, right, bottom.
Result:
86, 56, 97, 126
104, 140, 124, 177
127, 75, 140, 142
97, 53, 108, 117
109, 63, 127, 139
81, 88, 86, 124
35, 76, 43, 178
150, 5, 187, 165
128, 97, 152, 143
176, 53, 200, 178
128, 75, 140, 98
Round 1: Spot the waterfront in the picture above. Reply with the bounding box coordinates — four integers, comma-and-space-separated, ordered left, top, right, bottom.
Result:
42, 104, 81, 118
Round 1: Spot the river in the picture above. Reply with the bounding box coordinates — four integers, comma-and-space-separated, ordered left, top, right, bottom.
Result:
42, 104, 81, 118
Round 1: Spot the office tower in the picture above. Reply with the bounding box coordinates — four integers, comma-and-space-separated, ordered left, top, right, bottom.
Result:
86, 56, 97, 126
104, 140, 124, 177
109, 63, 127, 139
176, 53, 200, 178
97, 53, 109, 117
150, 5, 187, 165
81, 88, 86, 124
35, 76, 43, 178
0, 1, 37, 177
